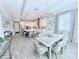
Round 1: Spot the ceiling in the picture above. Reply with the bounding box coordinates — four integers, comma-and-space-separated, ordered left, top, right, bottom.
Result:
0, 0, 78, 20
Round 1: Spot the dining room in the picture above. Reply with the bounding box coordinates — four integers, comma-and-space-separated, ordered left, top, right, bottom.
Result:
0, 0, 78, 59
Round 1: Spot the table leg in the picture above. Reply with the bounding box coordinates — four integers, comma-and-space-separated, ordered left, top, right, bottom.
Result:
48, 46, 51, 59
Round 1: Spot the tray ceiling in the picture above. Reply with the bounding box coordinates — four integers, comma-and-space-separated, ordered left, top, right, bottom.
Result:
0, 0, 77, 20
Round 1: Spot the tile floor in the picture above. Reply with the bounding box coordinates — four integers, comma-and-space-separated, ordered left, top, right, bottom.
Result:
1, 34, 78, 59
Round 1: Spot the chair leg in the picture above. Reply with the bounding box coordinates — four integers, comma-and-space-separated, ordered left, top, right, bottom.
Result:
54, 53, 57, 59
46, 52, 49, 58
39, 55, 40, 59
59, 47, 63, 55
64, 46, 67, 50
52, 52, 57, 59
39, 55, 42, 59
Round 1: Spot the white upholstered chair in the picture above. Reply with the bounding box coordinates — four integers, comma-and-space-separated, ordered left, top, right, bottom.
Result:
52, 40, 64, 59
57, 31, 69, 49
33, 40, 48, 59
51, 31, 69, 59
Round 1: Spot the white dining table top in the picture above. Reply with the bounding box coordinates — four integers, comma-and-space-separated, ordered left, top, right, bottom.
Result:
36, 34, 64, 47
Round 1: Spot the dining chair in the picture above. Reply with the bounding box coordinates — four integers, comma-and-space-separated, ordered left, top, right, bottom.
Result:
29, 31, 34, 37
32, 29, 42, 37
33, 41, 48, 59
52, 40, 64, 59
62, 33, 69, 50
57, 31, 69, 49
23, 31, 26, 36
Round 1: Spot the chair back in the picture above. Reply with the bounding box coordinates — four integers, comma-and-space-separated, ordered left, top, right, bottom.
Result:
52, 40, 63, 53
57, 31, 69, 47
33, 41, 48, 55
62, 32, 69, 47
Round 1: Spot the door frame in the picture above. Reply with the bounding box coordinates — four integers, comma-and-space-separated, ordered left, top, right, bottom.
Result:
13, 21, 20, 34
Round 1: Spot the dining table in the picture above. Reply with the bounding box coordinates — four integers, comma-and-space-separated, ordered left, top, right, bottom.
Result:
36, 34, 64, 59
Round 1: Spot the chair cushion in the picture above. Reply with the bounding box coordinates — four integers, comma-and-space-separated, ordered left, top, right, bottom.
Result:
35, 43, 48, 55
52, 41, 63, 53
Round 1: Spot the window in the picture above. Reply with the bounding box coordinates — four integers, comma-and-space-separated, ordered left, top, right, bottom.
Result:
57, 11, 75, 41
58, 12, 72, 32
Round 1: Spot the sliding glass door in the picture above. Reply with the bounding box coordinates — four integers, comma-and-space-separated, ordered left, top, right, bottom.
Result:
57, 11, 74, 41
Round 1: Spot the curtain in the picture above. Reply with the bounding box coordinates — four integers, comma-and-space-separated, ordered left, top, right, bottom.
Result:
72, 9, 78, 42
57, 11, 74, 41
